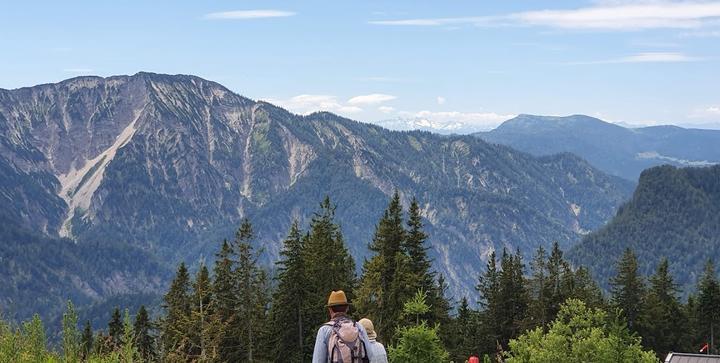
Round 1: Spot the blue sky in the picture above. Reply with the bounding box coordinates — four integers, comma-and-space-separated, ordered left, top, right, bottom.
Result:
1, 0, 719, 131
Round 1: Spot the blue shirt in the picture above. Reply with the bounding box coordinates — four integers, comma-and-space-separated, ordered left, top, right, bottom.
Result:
366, 340, 388, 363
312, 319, 376, 363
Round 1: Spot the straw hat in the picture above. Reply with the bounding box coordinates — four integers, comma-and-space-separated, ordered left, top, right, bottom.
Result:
326, 290, 350, 307
359, 318, 377, 340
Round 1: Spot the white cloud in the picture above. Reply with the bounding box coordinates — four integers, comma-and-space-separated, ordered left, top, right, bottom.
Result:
706, 106, 720, 115
204, 10, 295, 20
63, 68, 94, 73
370, 2, 720, 30
568, 52, 701, 64
437, 96, 447, 105
347, 93, 397, 106
378, 106, 395, 114
265, 94, 362, 115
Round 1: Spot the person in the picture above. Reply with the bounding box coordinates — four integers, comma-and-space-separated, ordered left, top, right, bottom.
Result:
358, 318, 388, 363
313, 290, 376, 363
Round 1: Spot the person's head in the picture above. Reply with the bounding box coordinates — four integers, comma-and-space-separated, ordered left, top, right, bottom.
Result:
358, 318, 377, 341
326, 290, 350, 318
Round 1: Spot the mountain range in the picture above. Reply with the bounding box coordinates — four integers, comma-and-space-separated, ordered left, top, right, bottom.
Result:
0, 73, 632, 320
475, 114, 720, 181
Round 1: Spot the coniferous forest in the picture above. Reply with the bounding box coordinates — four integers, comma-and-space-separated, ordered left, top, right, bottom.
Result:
2, 193, 720, 362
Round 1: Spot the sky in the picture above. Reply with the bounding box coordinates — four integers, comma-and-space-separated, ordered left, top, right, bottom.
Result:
1, 0, 720, 132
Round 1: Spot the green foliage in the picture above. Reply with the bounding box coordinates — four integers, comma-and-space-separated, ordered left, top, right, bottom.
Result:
389, 322, 450, 363
505, 299, 657, 363
403, 289, 431, 326
62, 300, 81, 363
638, 258, 685, 359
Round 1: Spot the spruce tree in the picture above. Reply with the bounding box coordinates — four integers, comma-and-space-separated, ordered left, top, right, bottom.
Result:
134, 305, 155, 362
639, 258, 684, 359
528, 246, 550, 329
81, 320, 93, 359
405, 197, 435, 300
477, 251, 501, 354
189, 264, 213, 360
698, 260, 720, 354
62, 301, 81, 363
233, 219, 269, 363
267, 221, 310, 362
302, 197, 356, 345
356, 191, 409, 342
610, 248, 645, 332
450, 297, 479, 362
162, 262, 191, 356
546, 242, 572, 320
497, 249, 529, 345
211, 239, 240, 362
108, 307, 123, 349
569, 266, 604, 309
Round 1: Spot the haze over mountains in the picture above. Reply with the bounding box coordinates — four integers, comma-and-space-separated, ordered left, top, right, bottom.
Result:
476, 114, 720, 182
0, 73, 633, 320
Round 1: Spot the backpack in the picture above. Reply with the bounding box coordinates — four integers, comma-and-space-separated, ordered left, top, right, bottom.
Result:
325, 317, 367, 363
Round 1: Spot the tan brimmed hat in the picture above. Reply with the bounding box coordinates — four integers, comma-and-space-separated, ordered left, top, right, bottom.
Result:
326, 290, 350, 307
359, 318, 377, 340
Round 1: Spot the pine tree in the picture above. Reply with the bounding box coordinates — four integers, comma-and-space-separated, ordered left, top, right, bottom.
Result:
267, 221, 310, 362
233, 219, 269, 363
405, 197, 435, 301
134, 305, 155, 362
546, 242, 572, 320
302, 197, 357, 346
569, 266, 604, 309
497, 249, 529, 345
356, 191, 410, 342
432, 273, 453, 350
639, 258, 684, 359
528, 246, 550, 329
108, 307, 123, 349
81, 320, 93, 359
189, 263, 213, 360
162, 262, 191, 356
610, 248, 645, 332
211, 239, 240, 362
450, 297, 479, 362
698, 260, 720, 354
477, 251, 501, 354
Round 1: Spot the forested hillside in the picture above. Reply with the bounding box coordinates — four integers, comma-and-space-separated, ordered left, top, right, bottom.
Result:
570, 165, 720, 291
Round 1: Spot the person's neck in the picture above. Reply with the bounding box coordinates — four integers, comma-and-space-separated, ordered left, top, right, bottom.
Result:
330, 312, 348, 320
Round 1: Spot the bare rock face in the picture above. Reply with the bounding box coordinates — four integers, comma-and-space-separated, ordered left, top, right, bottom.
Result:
0, 73, 633, 300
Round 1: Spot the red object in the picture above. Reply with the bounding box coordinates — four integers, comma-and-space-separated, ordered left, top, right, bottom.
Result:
469, 356, 480, 363
700, 343, 709, 353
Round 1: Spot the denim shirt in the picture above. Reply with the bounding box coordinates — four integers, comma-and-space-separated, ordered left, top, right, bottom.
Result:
312, 317, 376, 363
366, 340, 389, 363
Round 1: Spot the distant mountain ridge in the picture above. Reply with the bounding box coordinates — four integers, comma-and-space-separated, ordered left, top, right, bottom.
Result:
475, 114, 720, 181
569, 165, 720, 292
0, 73, 632, 319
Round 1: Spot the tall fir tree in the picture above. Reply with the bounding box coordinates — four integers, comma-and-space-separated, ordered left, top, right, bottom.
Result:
450, 297, 479, 362
697, 260, 720, 354
189, 264, 213, 360
161, 262, 191, 357
405, 197, 436, 301
527, 246, 550, 329
610, 248, 645, 332
302, 197, 357, 346
639, 258, 684, 359
233, 219, 270, 363
133, 305, 155, 362
211, 239, 241, 362
546, 242, 572, 320
497, 249, 529, 345
356, 191, 410, 342
108, 307, 123, 349
477, 251, 501, 354
267, 221, 310, 362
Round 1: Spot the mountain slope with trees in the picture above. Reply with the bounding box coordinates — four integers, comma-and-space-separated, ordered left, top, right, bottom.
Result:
569, 165, 720, 291
0, 73, 632, 319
